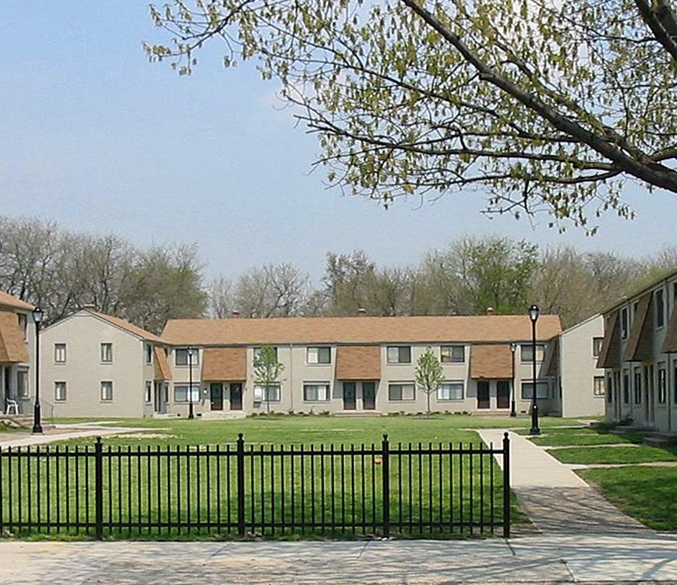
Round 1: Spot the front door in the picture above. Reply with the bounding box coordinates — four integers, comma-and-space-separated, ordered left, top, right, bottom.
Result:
210, 383, 224, 411
477, 381, 490, 409
230, 383, 243, 411
343, 382, 357, 410
496, 380, 510, 409
153, 382, 166, 414
363, 382, 376, 410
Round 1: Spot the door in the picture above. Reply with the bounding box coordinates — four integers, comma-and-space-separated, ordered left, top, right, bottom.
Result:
363, 382, 376, 410
496, 380, 510, 409
230, 383, 243, 411
210, 383, 224, 411
153, 382, 166, 414
343, 382, 357, 410
477, 381, 490, 409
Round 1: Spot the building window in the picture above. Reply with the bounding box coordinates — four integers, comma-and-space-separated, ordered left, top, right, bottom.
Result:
101, 343, 113, 363
620, 307, 629, 339
253, 384, 281, 402
634, 369, 642, 404
17, 369, 29, 398
174, 384, 200, 403
592, 337, 604, 358
54, 343, 67, 364
303, 383, 330, 401
145, 381, 152, 404
145, 344, 153, 364
175, 348, 199, 366
100, 381, 113, 402
437, 382, 464, 401
387, 346, 411, 364
594, 376, 606, 397
388, 383, 415, 401
622, 372, 629, 403
521, 381, 548, 400
440, 345, 465, 363
55, 382, 67, 402
307, 347, 331, 365
18, 313, 27, 340
253, 346, 278, 361
520, 344, 545, 363
658, 366, 667, 404
656, 290, 665, 329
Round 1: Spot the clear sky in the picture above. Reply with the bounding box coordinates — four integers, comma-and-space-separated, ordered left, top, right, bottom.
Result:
1, 1, 675, 283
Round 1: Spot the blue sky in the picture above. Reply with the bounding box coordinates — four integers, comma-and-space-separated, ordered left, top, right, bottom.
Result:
1, 2, 675, 283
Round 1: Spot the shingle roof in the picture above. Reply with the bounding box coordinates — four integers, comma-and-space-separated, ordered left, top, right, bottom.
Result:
89, 310, 165, 344
0, 311, 29, 363
162, 315, 562, 346
336, 345, 381, 380
202, 347, 247, 381
470, 344, 513, 379
154, 347, 172, 381
0, 290, 33, 312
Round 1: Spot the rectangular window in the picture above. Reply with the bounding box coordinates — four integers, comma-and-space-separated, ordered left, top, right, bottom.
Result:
520, 344, 545, 363
659, 366, 667, 404
307, 347, 331, 365
18, 313, 27, 340
437, 382, 464, 401
17, 369, 29, 398
622, 372, 629, 403
592, 337, 604, 358
174, 384, 201, 403
620, 307, 629, 339
634, 369, 642, 404
145, 343, 153, 364
100, 381, 113, 402
303, 383, 330, 401
101, 343, 113, 363
440, 345, 465, 363
388, 383, 415, 401
54, 343, 67, 364
594, 376, 606, 397
145, 381, 152, 404
55, 381, 67, 402
386, 346, 411, 364
521, 381, 548, 400
253, 384, 281, 402
175, 348, 199, 366
656, 290, 666, 329
253, 346, 278, 361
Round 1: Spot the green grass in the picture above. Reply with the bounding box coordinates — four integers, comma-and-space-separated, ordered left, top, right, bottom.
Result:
548, 444, 677, 465
530, 428, 647, 447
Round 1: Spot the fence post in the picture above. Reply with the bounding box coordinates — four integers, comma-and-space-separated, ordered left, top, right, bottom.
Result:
502, 432, 511, 539
381, 434, 390, 538
237, 433, 245, 536
95, 437, 103, 540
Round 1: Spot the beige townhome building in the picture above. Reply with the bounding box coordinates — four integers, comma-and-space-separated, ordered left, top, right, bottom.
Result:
598, 267, 677, 432
0, 290, 36, 416
40, 307, 172, 418
160, 314, 563, 417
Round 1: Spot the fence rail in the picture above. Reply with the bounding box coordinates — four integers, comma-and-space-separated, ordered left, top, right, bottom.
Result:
0, 433, 510, 539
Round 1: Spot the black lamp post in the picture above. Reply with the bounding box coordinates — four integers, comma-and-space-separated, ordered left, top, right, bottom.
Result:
510, 342, 517, 417
528, 305, 540, 435
32, 307, 44, 434
187, 346, 195, 419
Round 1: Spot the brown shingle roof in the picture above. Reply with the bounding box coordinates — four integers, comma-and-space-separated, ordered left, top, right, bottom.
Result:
336, 345, 381, 380
0, 311, 29, 363
0, 290, 33, 312
154, 347, 172, 381
470, 344, 513, 379
89, 310, 165, 344
202, 347, 247, 381
623, 294, 653, 362
597, 311, 621, 369
162, 315, 562, 346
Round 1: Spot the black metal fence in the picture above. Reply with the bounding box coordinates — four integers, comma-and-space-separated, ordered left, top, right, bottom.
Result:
0, 433, 511, 539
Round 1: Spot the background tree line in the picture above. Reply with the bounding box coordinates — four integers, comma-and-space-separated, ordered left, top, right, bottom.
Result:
2, 216, 674, 332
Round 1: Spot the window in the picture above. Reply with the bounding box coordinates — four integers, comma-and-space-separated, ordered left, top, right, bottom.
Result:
55, 382, 67, 402
387, 346, 411, 364
634, 369, 642, 404
440, 345, 465, 363
174, 384, 201, 403
253, 346, 278, 361
520, 344, 545, 363
17, 369, 28, 398
145, 344, 153, 364
437, 382, 464, 401
622, 372, 629, 403
658, 366, 667, 404
594, 376, 606, 397
101, 343, 113, 363
388, 383, 415, 401
620, 307, 629, 339
18, 313, 27, 340
100, 381, 113, 402
606, 375, 613, 404
307, 347, 331, 365
303, 383, 330, 401
175, 348, 199, 366
592, 337, 604, 358
145, 381, 152, 404
656, 290, 665, 329
253, 384, 281, 402
521, 381, 548, 400
54, 343, 67, 364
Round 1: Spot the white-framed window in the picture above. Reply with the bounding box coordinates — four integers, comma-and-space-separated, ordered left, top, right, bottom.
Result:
520, 344, 545, 363
174, 384, 200, 403
100, 381, 113, 402
145, 381, 152, 404
54, 343, 67, 364
55, 381, 67, 402
253, 346, 278, 361
437, 382, 464, 401
594, 376, 606, 397
253, 384, 281, 402
440, 345, 465, 363
521, 381, 548, 400
307, 346, 331, 365
101, 343, 113, 363
387, 346, 411, 364
658, 365, 667, 404
18, 313, 27, 340
175, 348, 199, 366
620, 307, 629, 339
303, 383, 330, 401
592, 337, 604, 358
145, 343, 153, 364
388, 383, 415, 401
656, 290, 666, 329
17, 369, 29, 398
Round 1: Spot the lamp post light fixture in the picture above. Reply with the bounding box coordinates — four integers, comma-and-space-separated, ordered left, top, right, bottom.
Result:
32, 307, 44, 434
528, 305, 540, 435
510, 342, 517, 417
187, 346, 195, 420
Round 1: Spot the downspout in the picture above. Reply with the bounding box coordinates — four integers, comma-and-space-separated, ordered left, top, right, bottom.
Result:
289, 343, 294, 413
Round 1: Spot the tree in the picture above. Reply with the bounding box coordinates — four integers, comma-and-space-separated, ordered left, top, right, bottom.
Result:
147, 0, 677, 229
235, 263, 309, 318
253, 345, 285, 414
415, 347, 444, 414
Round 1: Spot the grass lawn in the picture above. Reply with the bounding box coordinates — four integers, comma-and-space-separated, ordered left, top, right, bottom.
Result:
547, 444, 677, 465
529, 428, 648, 447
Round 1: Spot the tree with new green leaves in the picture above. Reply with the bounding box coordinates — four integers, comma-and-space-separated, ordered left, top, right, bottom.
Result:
253, 345, 285, 414
415, 347, 444, 414
148, 0, 677, 231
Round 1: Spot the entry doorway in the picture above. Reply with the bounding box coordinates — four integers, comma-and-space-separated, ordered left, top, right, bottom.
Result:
210, 383, 224, 411
343, 382, 357, 410
496, 380, 510, 409
363, 382, 376, 410
230, 383, 243, 411
477, 381, 490, 409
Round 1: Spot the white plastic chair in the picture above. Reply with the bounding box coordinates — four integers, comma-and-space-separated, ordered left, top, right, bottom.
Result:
5, 399, 18, 415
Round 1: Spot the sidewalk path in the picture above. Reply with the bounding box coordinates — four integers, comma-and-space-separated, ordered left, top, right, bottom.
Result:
478, 429, 651, 535
0, 422, 152, 449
